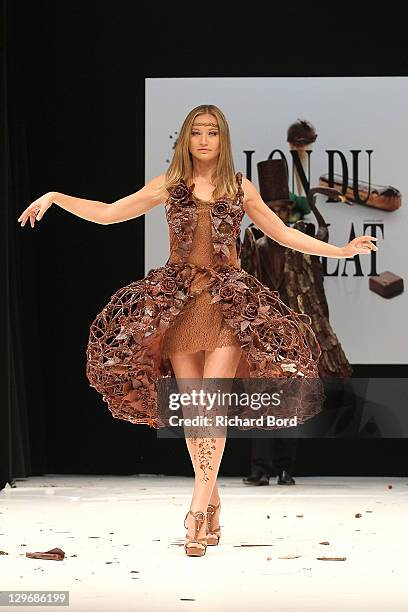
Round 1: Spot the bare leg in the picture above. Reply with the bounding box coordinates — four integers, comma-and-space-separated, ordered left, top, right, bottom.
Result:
169, 350, 205, 474
169, 350, 220, 505
170, 345, 242, 549
198, 345, 242, 535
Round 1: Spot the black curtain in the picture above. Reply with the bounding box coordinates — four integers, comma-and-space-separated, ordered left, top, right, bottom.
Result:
1, 0, 49, 486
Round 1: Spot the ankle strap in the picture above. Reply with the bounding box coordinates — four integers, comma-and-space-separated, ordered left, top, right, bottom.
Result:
184, 510, 206, 539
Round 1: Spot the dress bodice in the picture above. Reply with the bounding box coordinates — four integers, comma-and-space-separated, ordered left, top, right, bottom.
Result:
165, 172, 244, 269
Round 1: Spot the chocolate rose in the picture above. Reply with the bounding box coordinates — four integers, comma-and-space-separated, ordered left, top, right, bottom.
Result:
212, 201, 230, 218
170, 182, 190, 204
219, 285, 235, 301
243, 302, 259, 320
162, 277, 178, 296
232, 292, 246, 307
163, 266, 186, 287
164, 266, 179, 278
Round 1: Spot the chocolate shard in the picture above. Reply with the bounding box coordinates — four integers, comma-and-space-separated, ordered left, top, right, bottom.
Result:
26, 547, 65, 561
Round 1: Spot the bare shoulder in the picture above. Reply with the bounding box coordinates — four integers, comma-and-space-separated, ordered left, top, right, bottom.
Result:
145, 173, 168, 204
146, 173, 166, 188
241, 176, 259, 205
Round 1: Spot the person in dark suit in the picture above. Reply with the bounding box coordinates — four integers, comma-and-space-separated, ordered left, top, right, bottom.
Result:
243, 435, 297, 485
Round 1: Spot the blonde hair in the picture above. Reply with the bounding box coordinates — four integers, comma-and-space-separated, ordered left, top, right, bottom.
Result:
161, 104, 238, 201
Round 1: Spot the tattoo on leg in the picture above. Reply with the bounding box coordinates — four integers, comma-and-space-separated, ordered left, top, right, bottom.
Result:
197, 437, 216, 483
188, 435, 217, 483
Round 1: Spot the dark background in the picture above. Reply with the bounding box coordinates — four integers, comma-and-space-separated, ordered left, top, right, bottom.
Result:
3, 1, 407, 481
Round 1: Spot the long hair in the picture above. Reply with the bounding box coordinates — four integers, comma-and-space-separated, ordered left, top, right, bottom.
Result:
162, 104, 238, 201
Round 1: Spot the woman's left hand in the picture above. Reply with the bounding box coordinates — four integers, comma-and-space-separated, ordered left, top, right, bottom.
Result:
341, 235, 379, 257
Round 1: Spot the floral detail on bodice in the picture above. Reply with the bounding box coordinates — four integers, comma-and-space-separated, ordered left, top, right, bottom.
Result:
165, 172, 244, 265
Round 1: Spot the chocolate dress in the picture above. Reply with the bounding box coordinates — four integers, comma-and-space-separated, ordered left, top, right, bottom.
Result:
85, 172, 325, 428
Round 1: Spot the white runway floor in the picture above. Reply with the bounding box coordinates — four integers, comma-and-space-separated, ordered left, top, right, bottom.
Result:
1, 474, 407, 612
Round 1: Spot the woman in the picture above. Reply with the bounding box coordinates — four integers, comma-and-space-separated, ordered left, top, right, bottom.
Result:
17, 104, 378, 557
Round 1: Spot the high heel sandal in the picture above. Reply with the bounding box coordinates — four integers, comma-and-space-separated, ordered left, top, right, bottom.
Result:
184, 510, 208, 557
206, 502, 221, 546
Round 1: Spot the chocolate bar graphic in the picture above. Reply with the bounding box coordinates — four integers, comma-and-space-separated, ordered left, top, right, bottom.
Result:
319, 173, 401, 211
369, 271, 404, 298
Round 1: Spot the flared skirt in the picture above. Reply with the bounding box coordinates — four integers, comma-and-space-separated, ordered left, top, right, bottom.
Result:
85, 262, 326, 429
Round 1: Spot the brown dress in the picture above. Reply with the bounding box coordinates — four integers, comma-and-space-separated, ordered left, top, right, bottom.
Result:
161, 192, 240, 356
85, 172, 325, 428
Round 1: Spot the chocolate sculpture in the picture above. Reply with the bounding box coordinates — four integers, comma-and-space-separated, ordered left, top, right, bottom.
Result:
287, 119, 317, 198
319, 173, 401, 212
240, 159, 353, 378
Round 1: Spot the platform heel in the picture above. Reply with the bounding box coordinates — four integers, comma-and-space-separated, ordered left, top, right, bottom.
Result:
206, 502, 221, 546
184, 510, 208, 557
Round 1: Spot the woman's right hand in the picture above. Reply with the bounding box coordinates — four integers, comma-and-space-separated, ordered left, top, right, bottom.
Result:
17, 192, 55, 228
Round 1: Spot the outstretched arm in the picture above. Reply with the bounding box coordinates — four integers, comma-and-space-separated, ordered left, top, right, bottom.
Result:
17, 175, 167, 227
242, 178, 378, 259
103, 174, 167, 224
